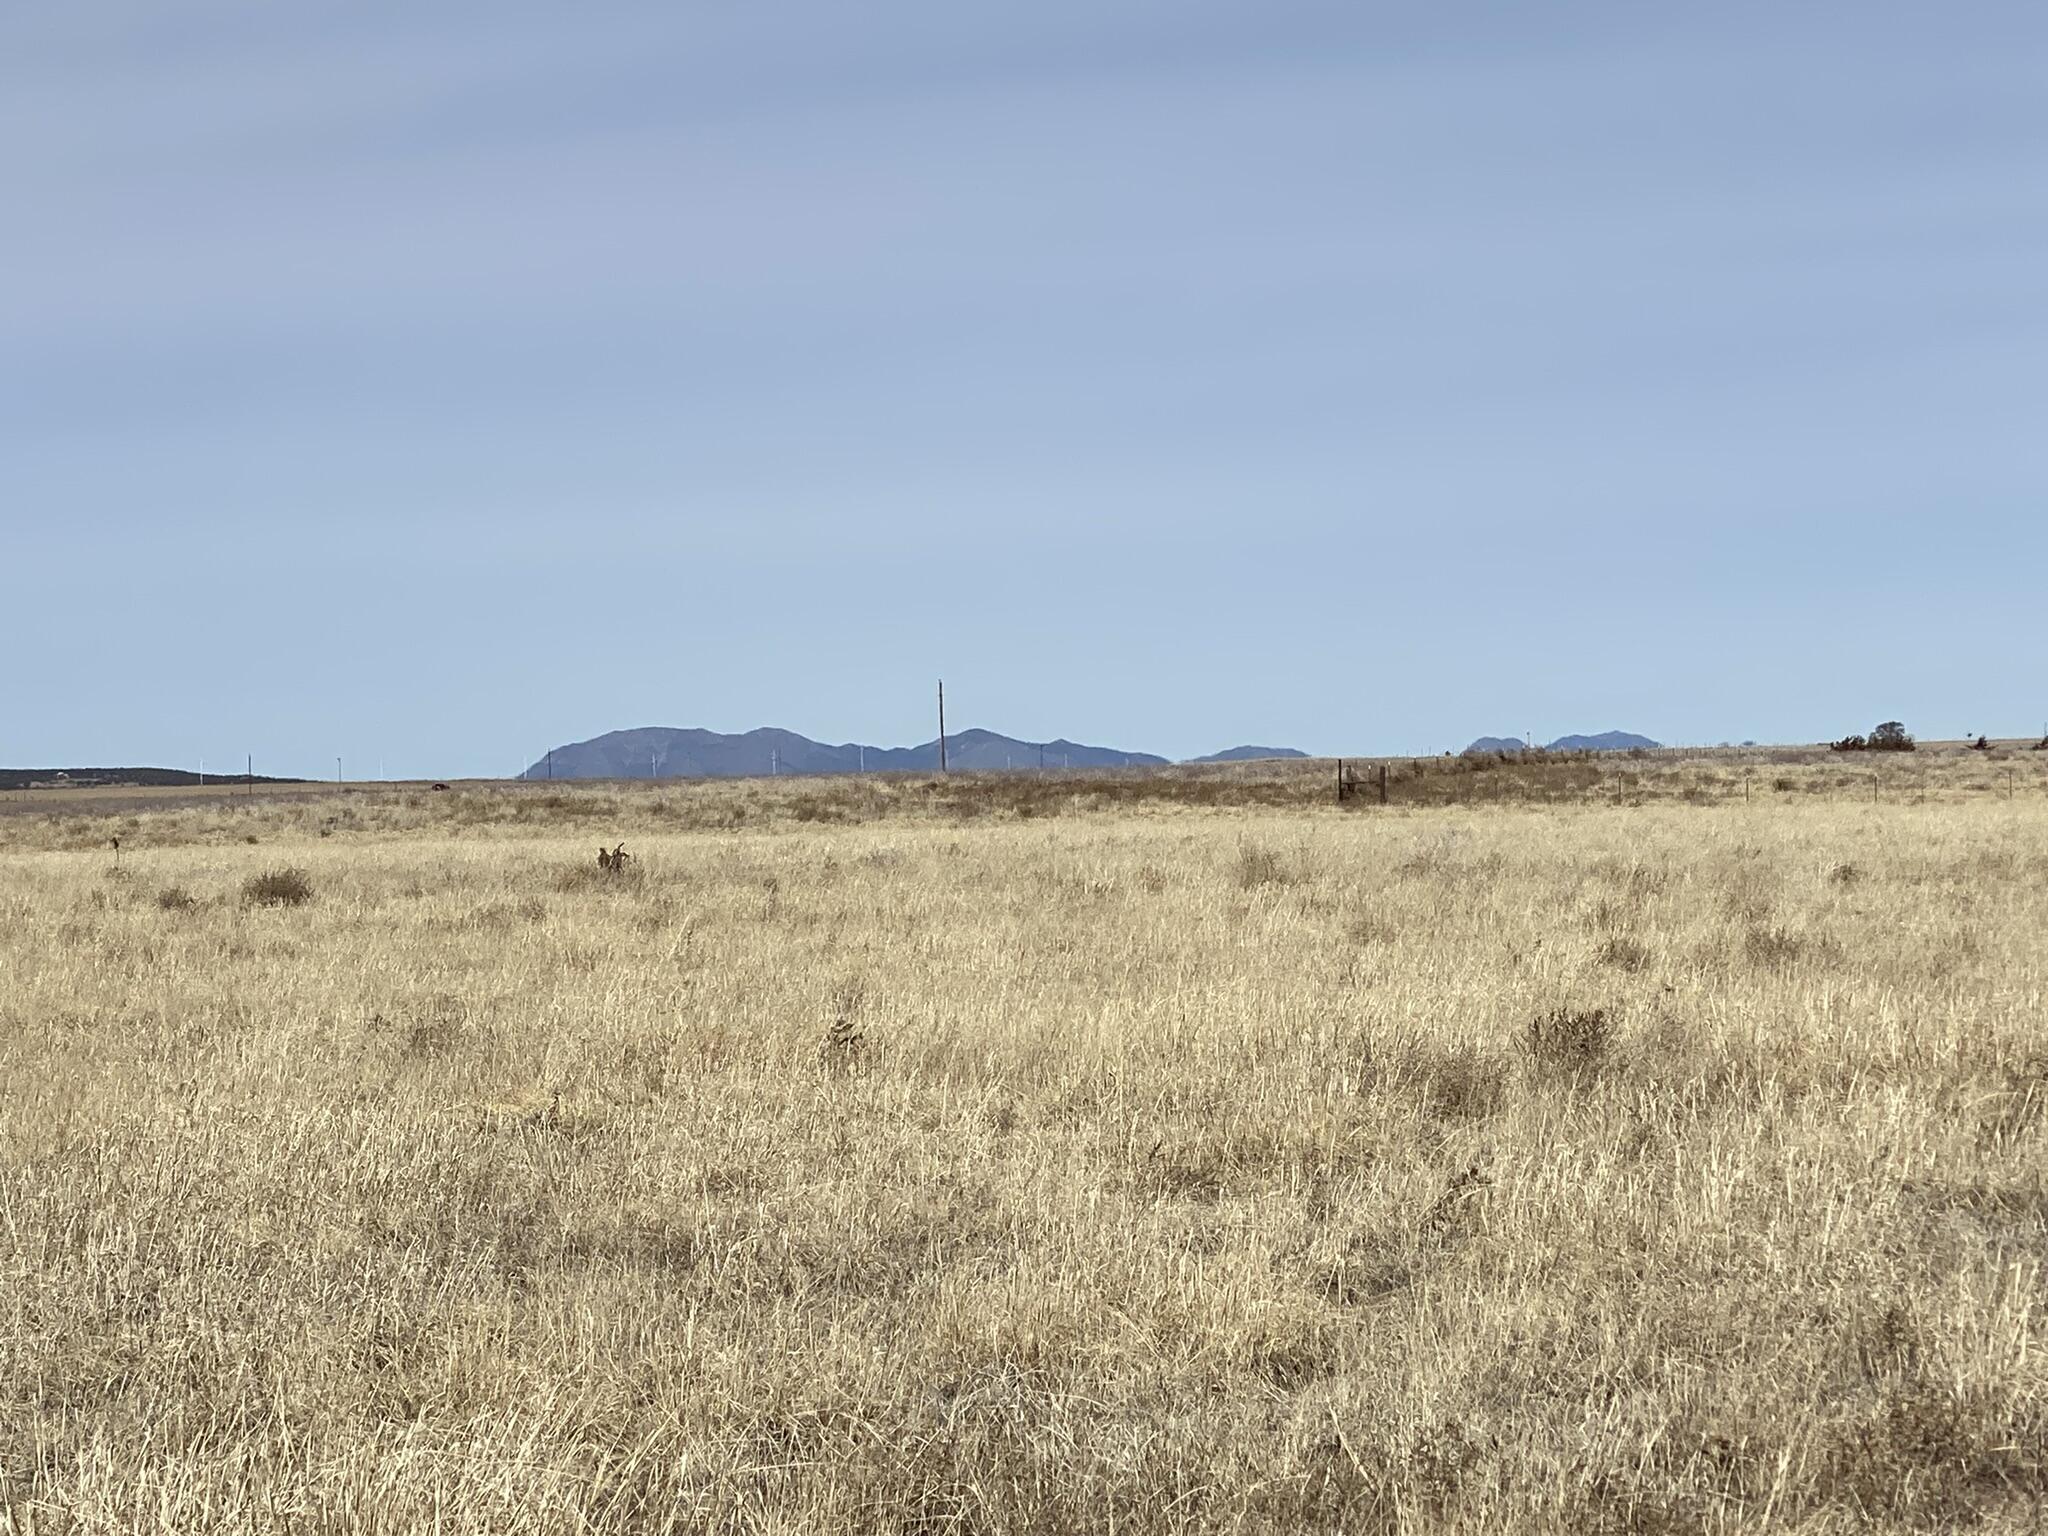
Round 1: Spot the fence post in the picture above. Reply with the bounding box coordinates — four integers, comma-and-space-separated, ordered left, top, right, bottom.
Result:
1379, 763, 1388, 805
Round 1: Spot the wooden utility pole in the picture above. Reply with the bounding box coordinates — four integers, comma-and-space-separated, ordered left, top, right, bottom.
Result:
938, 679, 948, 774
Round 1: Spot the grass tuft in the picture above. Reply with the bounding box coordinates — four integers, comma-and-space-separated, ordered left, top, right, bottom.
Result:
1596, 934, 1652, 972
1233, 841, 1302, 888
1525, 1006, 1613, 1078
241, 866, 313, 906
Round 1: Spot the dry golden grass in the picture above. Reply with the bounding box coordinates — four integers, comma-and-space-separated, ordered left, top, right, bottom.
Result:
3, 753, 2046, 1532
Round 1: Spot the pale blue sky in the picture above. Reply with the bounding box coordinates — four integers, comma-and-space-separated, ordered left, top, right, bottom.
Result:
6, 2, 2044, 775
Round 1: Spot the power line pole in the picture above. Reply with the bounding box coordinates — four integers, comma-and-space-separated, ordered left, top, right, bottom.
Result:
937, 679, 948, 774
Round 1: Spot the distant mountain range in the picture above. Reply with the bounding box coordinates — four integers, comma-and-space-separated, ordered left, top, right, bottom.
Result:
1186, 746, 1311, 763
1549, 731, 1661, 752
1465, 731, 1661, 755
522, 726, 1194, 780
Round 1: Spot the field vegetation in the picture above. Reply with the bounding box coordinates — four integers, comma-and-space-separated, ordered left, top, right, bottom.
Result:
3, 749, 2045, 1531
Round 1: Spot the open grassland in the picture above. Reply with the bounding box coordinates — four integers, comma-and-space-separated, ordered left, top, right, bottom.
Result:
3, 754, 2046, 1532
5, 740, 2045, 846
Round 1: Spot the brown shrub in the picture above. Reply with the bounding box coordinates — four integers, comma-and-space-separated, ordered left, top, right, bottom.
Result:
1526, 1007, 1612, 1079
1418, 1045, 1509, 1121
1233, 842, 1302, 889
242, 867, 313, 907
1596, 935, 1652, 973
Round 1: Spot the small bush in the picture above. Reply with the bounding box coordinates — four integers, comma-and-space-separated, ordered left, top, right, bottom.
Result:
243, 867, 313, 907
1233, 842, 1301, 889
1744, 924, 1803, 968
404, 1016, 463, 1058
1596, 935, 1651, 973
155, 886, 198, 911
1348, 913, 1397, 945
1419, 1048, 1507, 1120
1526, 1007, 1612, 1077
1744, 923, 1840, 970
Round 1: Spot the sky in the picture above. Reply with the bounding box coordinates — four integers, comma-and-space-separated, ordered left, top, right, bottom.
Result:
5, 1, 2045, 776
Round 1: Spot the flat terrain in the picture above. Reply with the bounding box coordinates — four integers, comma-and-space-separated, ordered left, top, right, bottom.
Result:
0, 781, 420, 821
3, 753, 2045, 1532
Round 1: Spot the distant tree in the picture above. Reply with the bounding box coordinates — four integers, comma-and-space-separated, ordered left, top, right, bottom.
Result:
1868, 721, 1915, 752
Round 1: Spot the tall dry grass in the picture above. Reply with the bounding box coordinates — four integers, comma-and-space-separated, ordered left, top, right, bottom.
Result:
2, 757, 2045, 1531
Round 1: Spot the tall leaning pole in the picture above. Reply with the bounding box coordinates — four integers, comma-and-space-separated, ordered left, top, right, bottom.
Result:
938, 679, 948, 775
